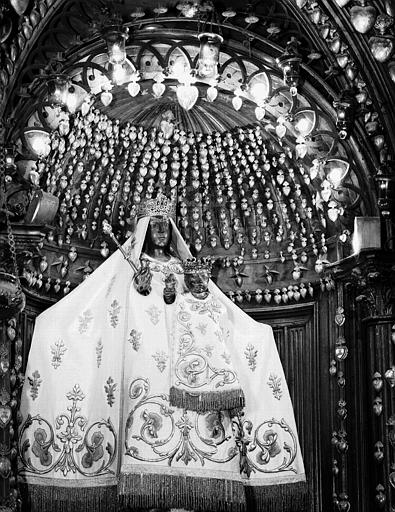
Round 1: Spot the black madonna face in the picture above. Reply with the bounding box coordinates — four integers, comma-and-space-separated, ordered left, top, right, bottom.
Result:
184, 270, 210, 300
148, 216, 171, 248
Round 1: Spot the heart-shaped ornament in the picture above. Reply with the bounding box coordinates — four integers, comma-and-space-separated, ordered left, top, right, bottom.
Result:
128, 82, 140, 97
0, 406, 11, 428
276, 124, 287, 138
350, 5, 377, 34
232, 96, 242, 111
100, 91, 113, 107
176, 85, 199, 111
369, 36, 394, 63
205, 86, 217, 102
152, 82, 165, 98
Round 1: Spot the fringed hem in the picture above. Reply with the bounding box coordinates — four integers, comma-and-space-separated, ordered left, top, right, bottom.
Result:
19, 476, 309, 512
118, 471, 247, 511
169, 386, 246, 413
19, 482, 118, 512
245, 480, 309, 512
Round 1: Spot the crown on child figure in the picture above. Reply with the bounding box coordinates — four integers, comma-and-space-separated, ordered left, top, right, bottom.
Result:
182, 257, 212, 274
137, 192, 177, 220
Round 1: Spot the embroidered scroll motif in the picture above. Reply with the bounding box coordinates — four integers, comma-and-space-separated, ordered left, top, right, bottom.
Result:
19, 384, 117, 477
124, 378, 238, 466
78, 310, 93, 334
51, 339, 67, 369
28, 371, 42, 401
152, 351, 168, 373
146, 305, 161, 325
244, 344, 258, 372
109, 300, 121, 328
143, 258, 183, 276
96, 339, 103, 368
129, 329, 142, 351
232, 413, 298, 477
105, 377, 117, 407
268, 374, 282, 400
175, 304, 238, 389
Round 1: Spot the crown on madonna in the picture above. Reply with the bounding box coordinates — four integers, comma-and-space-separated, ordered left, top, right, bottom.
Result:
137, 192, 177, 220
182, 257, 212, 275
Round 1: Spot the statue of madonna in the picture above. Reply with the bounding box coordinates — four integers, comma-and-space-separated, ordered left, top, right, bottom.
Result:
18, 193, 306, 512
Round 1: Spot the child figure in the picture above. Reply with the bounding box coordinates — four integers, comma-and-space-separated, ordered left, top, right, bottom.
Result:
182, 257, 211, 300
169, 257, 245, 413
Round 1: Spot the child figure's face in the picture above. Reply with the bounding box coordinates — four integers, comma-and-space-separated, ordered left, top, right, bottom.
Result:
184, 270, 210, 300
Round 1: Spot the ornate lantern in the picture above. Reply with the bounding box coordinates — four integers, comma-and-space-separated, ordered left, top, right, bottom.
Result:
197, 32, 223, 78
276, 38, 302, 96
46, 74, 70, 106
102, 25, 129, 65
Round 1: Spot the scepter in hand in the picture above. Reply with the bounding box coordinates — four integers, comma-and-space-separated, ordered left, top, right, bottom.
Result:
102, 220, 138, 273
102, 220, 152, 295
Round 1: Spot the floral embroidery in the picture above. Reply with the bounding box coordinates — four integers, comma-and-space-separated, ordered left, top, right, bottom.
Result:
104, 377, 117, 407
67, 384, 85, 402
215, 325, 230, 344
222, 352, 231, 365
268, 374, 282, 400
125, 378, 237, 467
245, 344, 258, 372
196, 323, 207, 335
152, 351, 168, 372
146, 305, 161, 325
51, 339, 67, 369
175, 305, 238, 390
19, 384, 117, 477
186, 297, 222, 322
96, 339, 103, 368
202, 345, 214, 357
256, 429, 282, 464
129, 329, 142, 351
32, 428, 52, 466
81, 431, 104, 468
142, 257, 183, 275
105, 275, 117, 298
78, 310, 93, 334
142, 410, 163, 439
232, 413, 298, 477
109, 300, 121, 328
28, 371, 42, 401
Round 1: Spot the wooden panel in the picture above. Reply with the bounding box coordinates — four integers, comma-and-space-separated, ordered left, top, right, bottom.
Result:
247, 303, 320, 512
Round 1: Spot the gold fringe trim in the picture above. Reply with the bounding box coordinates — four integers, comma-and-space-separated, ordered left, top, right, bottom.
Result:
118, 472, 247, 511
169, 386, 246, 413
19, 483, 118, 512
245, 480, 309, 512
20, 476, 308, 512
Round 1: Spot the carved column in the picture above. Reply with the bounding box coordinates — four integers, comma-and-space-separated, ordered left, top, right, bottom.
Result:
0, 226, 45, 511
332, 250, 395, 512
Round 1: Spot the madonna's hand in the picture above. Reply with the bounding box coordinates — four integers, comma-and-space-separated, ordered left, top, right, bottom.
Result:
133, 261, 152, 296
163, 273, 177, 304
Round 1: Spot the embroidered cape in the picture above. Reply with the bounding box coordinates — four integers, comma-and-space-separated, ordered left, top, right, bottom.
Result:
18, 216, 307, 512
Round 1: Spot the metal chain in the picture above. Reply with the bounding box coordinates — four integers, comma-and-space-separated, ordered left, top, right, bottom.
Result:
0, 154, 22, 293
